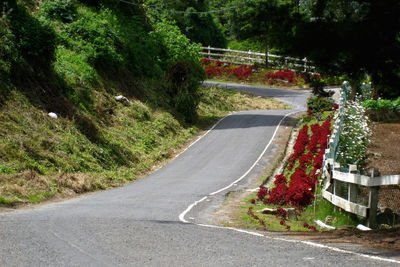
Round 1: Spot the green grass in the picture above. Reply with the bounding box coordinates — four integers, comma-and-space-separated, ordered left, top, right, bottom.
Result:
229, 190, 362, 232
0, 86, 286, 206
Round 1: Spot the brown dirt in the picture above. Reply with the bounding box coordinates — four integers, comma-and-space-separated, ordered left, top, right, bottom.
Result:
365, 122, 400, 213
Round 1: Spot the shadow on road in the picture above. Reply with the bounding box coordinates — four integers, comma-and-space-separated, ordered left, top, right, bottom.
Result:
213, 113, 298, 130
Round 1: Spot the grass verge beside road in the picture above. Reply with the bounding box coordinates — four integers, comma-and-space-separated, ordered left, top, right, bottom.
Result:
0, 85, 288, 207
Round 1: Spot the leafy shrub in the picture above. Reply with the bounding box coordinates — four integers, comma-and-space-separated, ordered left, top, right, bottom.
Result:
9, 4, 56, 67
362, 97, 400, 111
151, 20, 201, 65
164, 60, 205, 123
0, 7, 17, 90
53, 46, 98, 86
67, 7, 123, 69
41, 0, 78, 22
307, 96, 334, 114
309, 74, 331, 97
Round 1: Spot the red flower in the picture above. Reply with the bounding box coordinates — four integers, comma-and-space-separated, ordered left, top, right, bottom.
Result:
257, 185, 269, 201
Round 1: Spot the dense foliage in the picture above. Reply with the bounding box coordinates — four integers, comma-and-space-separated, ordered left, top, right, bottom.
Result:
211, 0, 400, 98
0, 0, 206, 180
144, 0, 226, 48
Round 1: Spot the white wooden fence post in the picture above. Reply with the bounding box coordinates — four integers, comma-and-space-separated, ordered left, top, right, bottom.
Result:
248, 50, 251, 64
368, 169, 379, 228
208, 45, 211, 59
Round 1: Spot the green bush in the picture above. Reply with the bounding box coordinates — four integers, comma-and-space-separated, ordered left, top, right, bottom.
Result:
151, 20, 201, 65
362, 98, 400, 111
0, 7, 17, 90
41, 0, 78, 22
164, 60, 205, 123
9, 4, 56, 67
307, 96, 334, 114
66, 7, 123, 69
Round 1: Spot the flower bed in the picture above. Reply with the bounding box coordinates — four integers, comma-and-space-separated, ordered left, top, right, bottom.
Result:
201, 58, 305, 86
261, 117, 333, 209
247, 108, 337, 231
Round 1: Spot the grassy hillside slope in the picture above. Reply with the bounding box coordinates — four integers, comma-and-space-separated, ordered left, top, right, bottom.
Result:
0, 0, 288, 206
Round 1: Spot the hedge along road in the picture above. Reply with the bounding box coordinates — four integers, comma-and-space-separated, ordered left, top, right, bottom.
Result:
0, 82, 398, 266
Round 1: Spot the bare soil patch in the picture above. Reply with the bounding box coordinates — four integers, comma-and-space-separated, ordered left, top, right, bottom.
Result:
365, 122, 400, 214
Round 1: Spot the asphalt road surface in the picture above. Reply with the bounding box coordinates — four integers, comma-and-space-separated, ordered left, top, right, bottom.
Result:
1, 82, 399, 266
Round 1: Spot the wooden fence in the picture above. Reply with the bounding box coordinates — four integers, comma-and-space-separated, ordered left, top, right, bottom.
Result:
322, 82, 400, 228
200, 46, 315, 73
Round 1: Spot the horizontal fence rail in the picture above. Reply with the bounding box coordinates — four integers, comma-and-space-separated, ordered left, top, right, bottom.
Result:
200, 46, 315, 73
321, 82, 400, 228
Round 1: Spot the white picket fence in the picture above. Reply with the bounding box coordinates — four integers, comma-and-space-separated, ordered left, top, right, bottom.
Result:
322, 82, 400, 228
200, 46, 315, 73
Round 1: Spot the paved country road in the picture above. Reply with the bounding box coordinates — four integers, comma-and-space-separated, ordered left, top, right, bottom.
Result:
1, 83, 399, 266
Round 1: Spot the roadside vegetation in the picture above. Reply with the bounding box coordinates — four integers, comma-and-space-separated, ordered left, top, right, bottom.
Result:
0, 85, 286, 206
225, 96, 365, 232
0, 0, 289, 206
201, 59, 343, 88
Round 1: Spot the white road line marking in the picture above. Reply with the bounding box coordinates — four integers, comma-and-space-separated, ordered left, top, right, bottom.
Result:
178, 101, 400, 264
178, 110, 298, 223
197, 223, 400, 264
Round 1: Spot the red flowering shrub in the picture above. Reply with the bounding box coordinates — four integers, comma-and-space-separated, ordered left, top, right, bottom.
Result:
299, 151, 313, 165
265, 174, 288, 205
276, 207, 287, 218
205, 67, 224, 78
307, 123, 321, 153
288, 125, 309, 162
257, 185, 269, 201
303, 222, 317, 231
201, 58, 212, 65
264, 69, 299, 85
227, 65, 255, 80
257, 116, 333, 212
286, 167, 315, 207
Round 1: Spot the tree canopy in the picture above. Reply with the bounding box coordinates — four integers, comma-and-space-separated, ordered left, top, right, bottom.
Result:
214, 0, 400, 98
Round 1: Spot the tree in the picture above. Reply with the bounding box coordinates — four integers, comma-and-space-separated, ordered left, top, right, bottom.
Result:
226, 0, 294, 66
144, 0, 227, 47
282, 0, 400, 98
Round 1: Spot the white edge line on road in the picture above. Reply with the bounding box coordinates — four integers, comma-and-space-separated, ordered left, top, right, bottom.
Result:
179, 109, 298, 223
209, 110, 298, 196
196, 223, 400, 264
178, 107, 400, 265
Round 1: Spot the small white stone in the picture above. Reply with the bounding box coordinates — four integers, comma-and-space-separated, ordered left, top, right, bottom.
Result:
48, 112, 58, 119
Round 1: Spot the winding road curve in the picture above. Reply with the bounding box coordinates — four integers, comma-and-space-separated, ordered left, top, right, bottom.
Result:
1, 82, 399, 266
